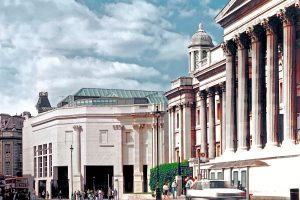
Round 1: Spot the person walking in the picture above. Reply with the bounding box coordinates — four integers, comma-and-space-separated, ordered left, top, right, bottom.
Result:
162, 182, 169, 200
171, 180, 178, 199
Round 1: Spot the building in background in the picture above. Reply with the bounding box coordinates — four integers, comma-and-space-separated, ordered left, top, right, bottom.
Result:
0, 112, 30, 177
166, 0, 300, 198
23, 88, 168, 198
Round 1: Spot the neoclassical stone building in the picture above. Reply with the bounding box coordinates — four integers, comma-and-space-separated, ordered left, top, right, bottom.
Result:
23, 88, 168, 198
166, 0, 300, 198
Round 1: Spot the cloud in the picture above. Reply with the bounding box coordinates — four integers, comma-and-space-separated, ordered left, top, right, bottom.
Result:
179, 8, 197, 18
0, 0, 186, 115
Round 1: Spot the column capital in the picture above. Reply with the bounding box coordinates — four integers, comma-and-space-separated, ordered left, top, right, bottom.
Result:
261, 17, 281, 35
246, 25, 265, 42
133, 123, 145, 129
277, 7, 298, 26
206, 87, 215, 97
233, 32, 250, 49
199, 90, 207, 100
73, 125, 82, 132
219, 82, 226, 93
221, 40, 236, 56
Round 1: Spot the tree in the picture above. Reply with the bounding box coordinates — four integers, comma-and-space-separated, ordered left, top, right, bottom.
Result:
149, 160, 192, 191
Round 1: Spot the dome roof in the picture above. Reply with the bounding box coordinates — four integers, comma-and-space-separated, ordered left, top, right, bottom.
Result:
189, 23, 214, 47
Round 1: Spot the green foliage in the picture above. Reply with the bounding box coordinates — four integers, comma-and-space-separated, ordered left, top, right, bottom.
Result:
149, 160, 192, 191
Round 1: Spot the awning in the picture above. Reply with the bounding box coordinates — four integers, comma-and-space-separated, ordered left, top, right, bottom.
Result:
209, 160, 269, 170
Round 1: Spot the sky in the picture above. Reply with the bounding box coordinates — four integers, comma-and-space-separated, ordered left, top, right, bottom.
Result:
0, 0, 228, 116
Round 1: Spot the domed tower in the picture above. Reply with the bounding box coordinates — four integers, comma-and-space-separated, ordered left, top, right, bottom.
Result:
188, 23, 214, 74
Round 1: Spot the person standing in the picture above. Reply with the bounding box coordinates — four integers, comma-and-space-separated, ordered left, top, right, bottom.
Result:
171, 180, 178, 199
162, 182, 169, 200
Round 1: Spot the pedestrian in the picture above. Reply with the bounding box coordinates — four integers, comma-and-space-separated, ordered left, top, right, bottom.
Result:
58, 190, 62, 200
171, 179, 178, 199
162, 182, 169, 200
41, 190, 45, 199
191, 176, 198, 189
32, 188, 36, 200
185, 177, 193, 190
107, 187, 111, 200
113, 188, 117, 200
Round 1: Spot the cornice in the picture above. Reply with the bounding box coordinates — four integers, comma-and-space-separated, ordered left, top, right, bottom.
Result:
194, 59, 226, 82
164, 85, 194, 99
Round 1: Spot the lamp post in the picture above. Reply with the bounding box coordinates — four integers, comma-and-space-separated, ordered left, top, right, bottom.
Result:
93, 176, 96, 192
154, 105, 161, 200
70, 145, 74, 197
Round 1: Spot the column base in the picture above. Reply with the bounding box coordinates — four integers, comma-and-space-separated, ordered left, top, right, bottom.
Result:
281, 139, 296, 147
134, 174, 143, 193
237, 146, 248, 152
265, 142, 278, 148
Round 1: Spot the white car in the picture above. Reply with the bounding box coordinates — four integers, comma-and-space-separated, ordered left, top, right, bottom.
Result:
185, 180, 246, 200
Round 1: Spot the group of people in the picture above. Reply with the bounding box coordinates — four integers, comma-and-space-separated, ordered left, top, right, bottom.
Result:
161, 176, 198, 200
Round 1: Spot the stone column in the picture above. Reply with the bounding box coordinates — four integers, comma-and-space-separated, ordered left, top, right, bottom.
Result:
247, 25, 265, 149
234, 33, 250, 151
199, 91, 208, 160
220, 83, 226, 154
207, 88, 216, 159
221, 40, 237, 153
172, 107, 176, 162
191, 51, 195, 72
73, 125, 83, 191
278, 7, 297, 145
183, 103, 192, 160
262, 17, 280, 146
168, 108, 173, 162
133, 124, 143, 193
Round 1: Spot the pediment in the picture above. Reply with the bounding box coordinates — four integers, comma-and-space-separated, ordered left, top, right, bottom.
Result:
216, 0, 270, 27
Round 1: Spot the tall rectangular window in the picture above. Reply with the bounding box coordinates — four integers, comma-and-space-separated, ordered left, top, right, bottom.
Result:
34, 158, 37, 177
38, 145, 42, 156
99, 130, 108, 144
43, 156, 47, 177
49, 155, 52, 176
217, 102, 221, 120
38, 157, 42, 177
197, 109, 200, 125
176, 113, 179, 128
125, 132, 133, 143
49, 143, 52, 154
33, 146, 36, 156
5, 162, 10, 176
43, 144, 47, 155
233, 171, 238, 187
241, 170, 246, 188
5, 144, 10, 154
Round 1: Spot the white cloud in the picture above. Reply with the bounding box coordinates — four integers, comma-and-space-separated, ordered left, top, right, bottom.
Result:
0, 0, 186, 115
179, 8, 197, 18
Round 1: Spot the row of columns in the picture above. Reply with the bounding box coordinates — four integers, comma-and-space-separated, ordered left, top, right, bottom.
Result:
221, 6, 299, 154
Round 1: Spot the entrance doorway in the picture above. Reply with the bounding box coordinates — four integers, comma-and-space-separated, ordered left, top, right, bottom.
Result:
123, 165, 133, 193
38, 180, 46, 198
85, 166, 113, 197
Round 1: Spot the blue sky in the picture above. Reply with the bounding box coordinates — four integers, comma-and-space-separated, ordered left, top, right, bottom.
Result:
0, 0, 228, 115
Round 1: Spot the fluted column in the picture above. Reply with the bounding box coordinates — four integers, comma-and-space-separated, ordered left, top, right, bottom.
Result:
168, 108, 173, 162
73, 125, 82, 175
262, 17, 280, 146
234, 33, 250, 151
220, 83, 226, 154
199, 91, 208, 161
133, 124, 143, 193
207, 88, 216, 159
221, 40, 237, 153
247, 25, 265, 149
278, 8, 297, 145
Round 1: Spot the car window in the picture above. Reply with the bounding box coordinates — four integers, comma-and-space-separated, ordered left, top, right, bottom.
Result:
210, 181, 225, 188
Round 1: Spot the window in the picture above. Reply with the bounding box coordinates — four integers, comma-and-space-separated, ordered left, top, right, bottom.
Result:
43, 144, 47, 155
49, 155, 52, 176
125, 132, 133, 143
210, 172, 215, 180
241, 170, 246, 189
34, 158, 37, 177
5, 144, 10, 154
176, 113, 179, 129
49, 143, 52, 154
38, 145, 42, 156
5, 162, 10, 176
43, 156, 47, 177
217, 102, 221, 120
33, 146, 36, 156
38, 157, 42, 177
194, 51, 200, 68
175, 149, 179, 162
217, 172, 223, 180
202, 50, 207, 59
197, 109, 200, 125
99, 130, 108, 144
233, 171, 239, 187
